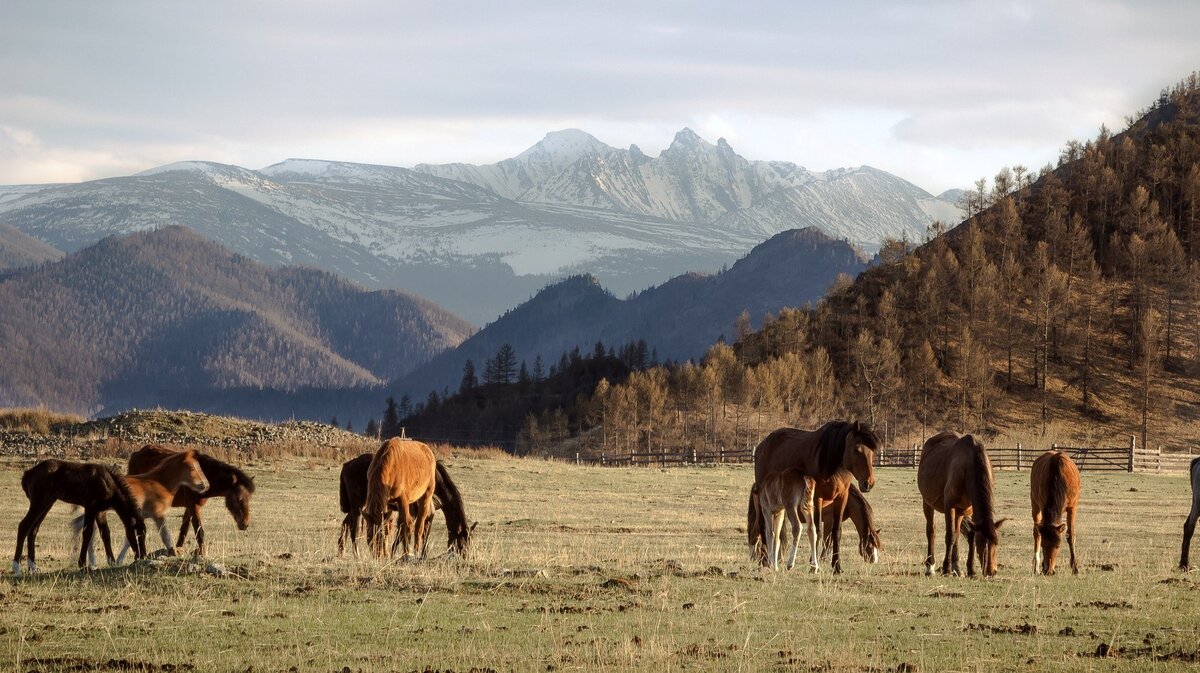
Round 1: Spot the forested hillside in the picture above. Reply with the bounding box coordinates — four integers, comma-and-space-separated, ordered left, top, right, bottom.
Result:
0, 226, 473, 415
396, 227, 865, 396
0, 223, 61, 272
398, 75, 1200, 455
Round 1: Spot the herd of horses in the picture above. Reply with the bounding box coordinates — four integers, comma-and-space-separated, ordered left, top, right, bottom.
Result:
9, 422, 1200, 578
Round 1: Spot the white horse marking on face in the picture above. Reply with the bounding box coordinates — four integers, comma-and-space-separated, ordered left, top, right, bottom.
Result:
871, 548, 879, 564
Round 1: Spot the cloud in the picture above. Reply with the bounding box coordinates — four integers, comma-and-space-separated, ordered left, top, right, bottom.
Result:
1, 1, 1198, 191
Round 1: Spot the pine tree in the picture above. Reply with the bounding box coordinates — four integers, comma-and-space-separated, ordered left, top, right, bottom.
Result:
381, 397, 400, 439
532, 354, 545, 382
494, 344, 518, 384
364, 418, 379, 439
460, 359, 478, 394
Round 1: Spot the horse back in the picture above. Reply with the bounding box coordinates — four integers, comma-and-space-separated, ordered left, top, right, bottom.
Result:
917, 432, 970, 512
340, 453, 373, 514
753, 427, 821, 483
368, 438, 437, 505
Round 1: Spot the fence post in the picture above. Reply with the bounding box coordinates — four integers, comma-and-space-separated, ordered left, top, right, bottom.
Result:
1016, 442, 1023, 471
575, 452, 580, 466
912, 443, 918, 468
691, 447, 697, 464
719, 446, 724, 463
1157, 445, 1162, 472
1128, 435, 1136, 473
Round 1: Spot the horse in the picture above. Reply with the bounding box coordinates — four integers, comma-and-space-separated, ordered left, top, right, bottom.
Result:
127, 444, 255, 556
918, 432, 1006, 577
364, 438, 437, 559
84, 449, 209, 563
751, 469, 817, 571
340, 453, 474, 558
1030, 450, 1081, 575
820, 483, 882, 564
748, 421, 878, 573
13, 460, 146, 574
1180, 457, 1200, 570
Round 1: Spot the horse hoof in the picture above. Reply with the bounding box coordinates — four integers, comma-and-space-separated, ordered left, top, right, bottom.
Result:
12, 561, 21, 576
923, 565, 933, 577
809, 565, 820, 574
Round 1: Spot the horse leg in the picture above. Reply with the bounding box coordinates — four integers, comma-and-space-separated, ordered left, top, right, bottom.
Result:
961, 514, 976, 578
394, 496, 413, 559
942, 508, 958, 576
829, 501, 846, 575
414, 488, 435, 560
819, 505, 832, 562
338, 512, 351, 557
15, 498, 53, 574
190, 507, 205, 557
177, 508, 193, 548
1067, 506, 1079, 575
784, 506, 800, 571
761, 507, 777, 571
78, 508, 99, 569
95, 512, 116, 566
922, 502, 936, 576
156, 516, 174, 554
1181, 497, 1198, 571
1032, 513, 1042, 575
804, 498, 819, 572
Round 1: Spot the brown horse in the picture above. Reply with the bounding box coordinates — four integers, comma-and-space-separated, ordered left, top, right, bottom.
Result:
1182, 457, 1200, 570
918, 432, 1006, 577
125, 445, 255, 556
1029, 450, 1081, 575
14, 460, 146, 574
820, 483, 882, 565
364, 438, 437, 559
749, 421, 878, 573
339, 453, 474, 558
752, 469, 818, 571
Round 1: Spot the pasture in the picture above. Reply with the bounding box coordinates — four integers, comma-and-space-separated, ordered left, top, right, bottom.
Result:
1, 455, 1197, 672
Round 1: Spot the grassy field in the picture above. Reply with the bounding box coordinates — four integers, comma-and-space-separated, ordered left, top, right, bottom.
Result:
1, 455, 1197, 672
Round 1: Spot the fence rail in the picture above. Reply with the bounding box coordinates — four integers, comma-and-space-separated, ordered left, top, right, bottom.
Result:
577, 436, 1196, 473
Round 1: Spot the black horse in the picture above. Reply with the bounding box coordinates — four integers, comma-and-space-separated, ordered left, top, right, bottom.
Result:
14, 460, 146, 574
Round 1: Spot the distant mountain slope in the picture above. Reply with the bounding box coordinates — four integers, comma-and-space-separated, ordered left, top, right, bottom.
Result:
0, 226, 473, 415
0, 223, 61, 271
398, 227, 865, 396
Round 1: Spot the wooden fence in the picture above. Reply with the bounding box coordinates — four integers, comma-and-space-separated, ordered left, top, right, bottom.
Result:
578, 436, 1197, 473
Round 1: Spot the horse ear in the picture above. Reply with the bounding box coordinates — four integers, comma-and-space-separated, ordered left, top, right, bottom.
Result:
994, 518, 1008, 531
470, 521, 478, 532
1054, 523, 1067, 534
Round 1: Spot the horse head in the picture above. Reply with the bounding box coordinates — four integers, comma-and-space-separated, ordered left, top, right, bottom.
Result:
841, 421, 878, 493
224, 474, 254, 531
1037, 520, 1066, 575
450, 521, 477, 558
180, 451, 209, 494
974, 518, 1007, 577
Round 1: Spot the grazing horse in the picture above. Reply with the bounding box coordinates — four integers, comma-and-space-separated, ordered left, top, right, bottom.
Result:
14, 460, 145, 574
820, 483, 883, 565
340, 453, 474, 558
1030, 450, 1081, 575
364, 438, 437, 559
918, 432, 1006, 577
751, 469, 817, 571
128, 445, 255, 556
1180, 457, 1200, 570
749, 421, 878, 573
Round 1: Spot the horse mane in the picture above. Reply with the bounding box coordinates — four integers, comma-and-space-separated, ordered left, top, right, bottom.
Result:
962, 436, 998, 543
195, 452, 255, 495
364, 441, 396, 517
815, 421, 879, 477
434, 461, 468, 535
1039, 453, 1069, 537
105, 465, 140, 518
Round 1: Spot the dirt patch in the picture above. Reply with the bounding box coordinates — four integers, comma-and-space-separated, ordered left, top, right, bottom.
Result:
21, 658, 195, 672
1075, 600, 1132, 609
964, 622, 1037, 635
927, 590, 964, 598
599, 578, 635, 590
1087, 644, 1200, 661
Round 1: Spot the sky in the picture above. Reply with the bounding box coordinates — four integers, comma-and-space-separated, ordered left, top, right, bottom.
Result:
2, 1, 1199, 194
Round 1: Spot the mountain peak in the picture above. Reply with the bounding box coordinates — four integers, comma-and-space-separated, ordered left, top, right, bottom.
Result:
522, 129, 608, 159
670, 127, 708, 148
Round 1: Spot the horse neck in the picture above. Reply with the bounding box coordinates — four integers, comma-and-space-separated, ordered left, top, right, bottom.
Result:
965, 448, 996, 530
846, 490, 872, 539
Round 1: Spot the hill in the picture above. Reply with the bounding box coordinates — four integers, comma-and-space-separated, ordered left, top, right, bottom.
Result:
396, 227, 866, 397
0, 226, 473, 416
0, 222, 61, 271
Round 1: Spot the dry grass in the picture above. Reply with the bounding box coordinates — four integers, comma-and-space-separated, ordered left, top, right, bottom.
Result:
0, 408, 84, 435
1, 456, 1197, 672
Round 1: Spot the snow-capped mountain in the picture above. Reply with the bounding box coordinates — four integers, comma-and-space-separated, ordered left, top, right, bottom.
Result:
418, 128, 959, 246
0, 129, 959, 324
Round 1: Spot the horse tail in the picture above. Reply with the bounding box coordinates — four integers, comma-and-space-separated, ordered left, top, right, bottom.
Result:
20, 465, 35, 497
339, 469, 353, 514
1041, 453, 1069, 528
364, 445, 391, 518
747, 484, 762, 550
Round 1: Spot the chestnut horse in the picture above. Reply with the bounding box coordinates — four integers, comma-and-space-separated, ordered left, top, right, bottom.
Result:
820, 483, 882, 565
88, 450, 209, 563
749, 421, 878, 573
128, 445, 255, 556
364, 438, 437, 559
1030, 450, 1081, 575
1179, 457, 1200, 570
339, 453, 474, 558
14, 460, 145, 573
751, 469, 817, 571
918, 432, 1006, 577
